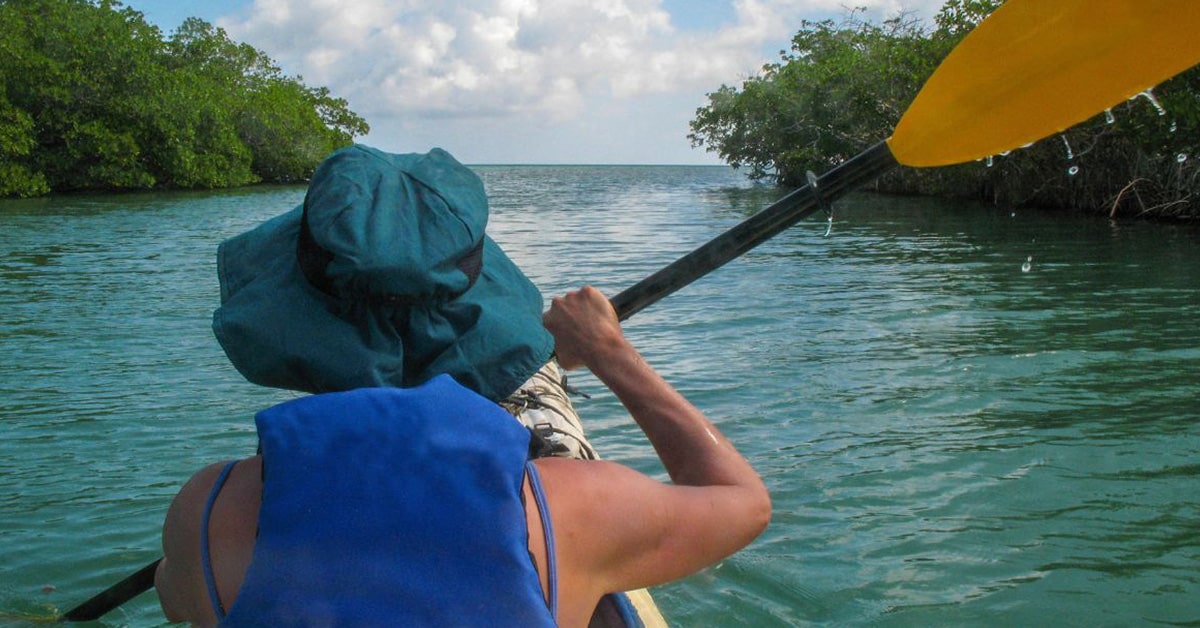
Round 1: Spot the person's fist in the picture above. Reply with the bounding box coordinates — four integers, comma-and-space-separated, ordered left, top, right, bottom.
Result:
542, 286, 623, 371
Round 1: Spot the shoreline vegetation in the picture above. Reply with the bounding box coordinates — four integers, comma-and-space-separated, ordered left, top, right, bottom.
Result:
689, 0, 1200, 220
0, 0, 367, 198
4, 1, 1197, 221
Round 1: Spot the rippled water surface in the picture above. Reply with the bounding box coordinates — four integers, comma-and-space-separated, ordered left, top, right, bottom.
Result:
2, 167, 1198, 626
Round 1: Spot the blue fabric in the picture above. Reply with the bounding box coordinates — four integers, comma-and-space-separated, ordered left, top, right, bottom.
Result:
218, 375, 555, 627
201, 460, 239, 621
525, 460, 558, 618
213, 145, 553, 401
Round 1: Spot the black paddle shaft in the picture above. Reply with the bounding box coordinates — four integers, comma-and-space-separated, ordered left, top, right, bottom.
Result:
59, 558, 161, 622
610, 140, 898, 320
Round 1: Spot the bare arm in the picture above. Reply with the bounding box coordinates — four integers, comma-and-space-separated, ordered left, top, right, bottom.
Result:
540, 287, 770, 619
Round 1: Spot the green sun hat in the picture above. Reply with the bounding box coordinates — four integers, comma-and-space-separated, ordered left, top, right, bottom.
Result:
212, 144, 553, 401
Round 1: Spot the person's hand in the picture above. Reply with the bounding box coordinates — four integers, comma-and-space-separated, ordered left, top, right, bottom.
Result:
543, 286, 625, 371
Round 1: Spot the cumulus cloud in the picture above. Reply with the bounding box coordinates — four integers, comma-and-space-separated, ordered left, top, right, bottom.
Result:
222, 0, 944, 122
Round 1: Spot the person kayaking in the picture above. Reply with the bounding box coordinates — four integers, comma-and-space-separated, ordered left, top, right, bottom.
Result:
210, 143, 596, 460
155, 285, 770, 626
153, 145, 770, 626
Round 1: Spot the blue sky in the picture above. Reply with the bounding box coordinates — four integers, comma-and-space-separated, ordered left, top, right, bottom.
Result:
129, 0, 944, 164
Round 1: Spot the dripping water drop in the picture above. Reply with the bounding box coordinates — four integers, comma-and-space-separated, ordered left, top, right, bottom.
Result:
1061, 135, 1074, 160
1138, 89, 1167, 116
1021, 256, 1033, 273
1177, 153, 1188, 163
1105, 108, 1116, 124
1068, 165, 1080, 176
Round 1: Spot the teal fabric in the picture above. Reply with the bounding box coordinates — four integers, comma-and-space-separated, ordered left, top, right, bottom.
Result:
213, 145, 553, 401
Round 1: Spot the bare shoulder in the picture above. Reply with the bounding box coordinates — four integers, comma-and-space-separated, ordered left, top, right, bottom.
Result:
162, 459, 245, 558
156, 460, 238, 623
157, 457, 263, 625
175, 461, 237, 514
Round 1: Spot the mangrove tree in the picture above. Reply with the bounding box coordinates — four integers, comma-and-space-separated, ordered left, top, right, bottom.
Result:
0, 0, 369, 197
689, 0, 1200, 219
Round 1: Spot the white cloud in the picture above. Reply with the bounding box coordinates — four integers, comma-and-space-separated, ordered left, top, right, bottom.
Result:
218, 0, 946, 162
227, 0, 940, 112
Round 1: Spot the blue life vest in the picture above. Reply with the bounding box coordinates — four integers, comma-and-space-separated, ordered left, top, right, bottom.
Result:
201, 375, 557, 626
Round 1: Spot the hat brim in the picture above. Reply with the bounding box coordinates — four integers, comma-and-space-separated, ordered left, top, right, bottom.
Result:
213, 206, 553, 401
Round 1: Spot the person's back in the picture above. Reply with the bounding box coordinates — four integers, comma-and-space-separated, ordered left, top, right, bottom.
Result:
156, 287, 771, 626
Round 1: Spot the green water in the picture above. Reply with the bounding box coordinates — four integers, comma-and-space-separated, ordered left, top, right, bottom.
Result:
1, 167, 1198, 626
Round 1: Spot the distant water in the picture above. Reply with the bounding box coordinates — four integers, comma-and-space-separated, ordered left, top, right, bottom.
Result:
1, 166, 1198, 626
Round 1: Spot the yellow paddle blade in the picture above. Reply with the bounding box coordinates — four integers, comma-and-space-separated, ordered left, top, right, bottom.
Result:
889, 0, 1200, 168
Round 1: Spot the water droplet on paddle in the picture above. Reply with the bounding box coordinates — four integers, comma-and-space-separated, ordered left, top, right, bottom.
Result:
1000, 150, 1012, 156
1021, 256, 1033, 273
1105, 108, 1116, 124
1138, 89, 1167, 116
1068, 165, 1080, 176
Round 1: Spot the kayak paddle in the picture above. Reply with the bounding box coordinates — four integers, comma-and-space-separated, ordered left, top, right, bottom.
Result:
57, 558, 160, 622
59, 0, 1200, 621
611, 0, 1200, 319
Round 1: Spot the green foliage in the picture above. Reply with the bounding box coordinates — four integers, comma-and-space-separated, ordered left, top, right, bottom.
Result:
0, 93, 49, 197
931, 0, 1003, 37
161, 18, 366, 184
0, 0, 369, 197
689, 8, 951, 187
689, 0, 1200, 219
